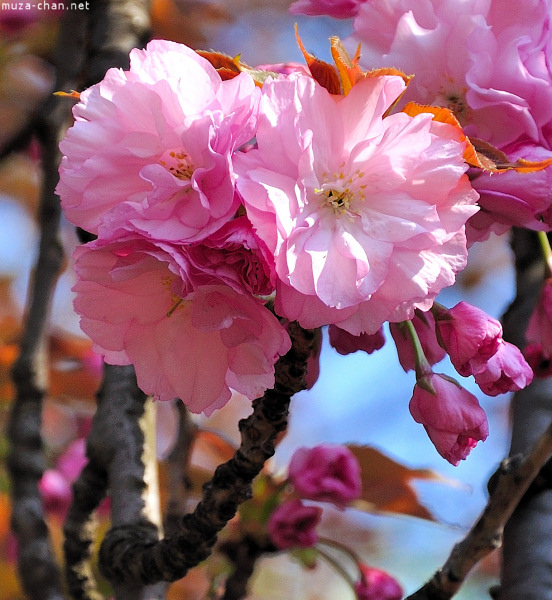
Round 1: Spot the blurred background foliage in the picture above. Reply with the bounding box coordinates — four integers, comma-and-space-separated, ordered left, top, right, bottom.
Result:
0, 1, 516, 598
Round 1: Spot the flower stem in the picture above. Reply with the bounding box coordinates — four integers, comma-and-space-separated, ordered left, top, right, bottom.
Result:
316, 545, 358, 595
537, 231, 552, 277
403, 319, 433, 380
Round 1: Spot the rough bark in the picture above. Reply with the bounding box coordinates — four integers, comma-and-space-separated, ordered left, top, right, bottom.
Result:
98, 322, 316, 586
497, 229, 552, 599
6, 9, 87, 599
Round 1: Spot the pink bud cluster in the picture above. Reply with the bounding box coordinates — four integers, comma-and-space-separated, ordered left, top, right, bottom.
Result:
409, 302, 532, 465
267, 445, 361, 550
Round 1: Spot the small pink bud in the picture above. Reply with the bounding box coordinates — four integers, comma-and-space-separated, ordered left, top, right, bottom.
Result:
267, 499, 322, 550
288, 445, 362, 509
355, 565, 403, 600
434, 302, 502, 376
410, 373, 489, 465
474, 341, 533, 396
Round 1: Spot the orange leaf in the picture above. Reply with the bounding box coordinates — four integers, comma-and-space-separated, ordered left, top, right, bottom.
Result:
196, 50, 241, 75
348, 445, 452, 521
469, 137, 552, 173
295, 25, 341, 95
330, 36, 363, 95
54, 90, 81, 100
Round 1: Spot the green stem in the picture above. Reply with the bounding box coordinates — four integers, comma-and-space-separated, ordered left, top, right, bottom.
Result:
317, 537, 363, 571
403, 319, 433, 380
537, 231, 552, 277
315, 546, 358, 596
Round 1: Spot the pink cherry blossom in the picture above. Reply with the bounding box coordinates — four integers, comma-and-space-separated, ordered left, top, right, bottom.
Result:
433, 301, 502, 376
289, 0, 366, 19
526, 278, 552, 357
328, 325, 385, 356
288, 445, 362, 508
235, 74, 478, 335
57, 39, 260, 242
389, 310, 445, 372
409, 373, 489, 465
474, 341, 534, 396
183, 216, 275, 296
347, 0, 552, 242
72, 238, 290, 415
355, 565, 403, 600
267, 499, 322, 549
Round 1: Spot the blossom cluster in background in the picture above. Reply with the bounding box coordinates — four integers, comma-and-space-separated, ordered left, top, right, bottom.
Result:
57, 18, 541, 464
265, 445, 402, 600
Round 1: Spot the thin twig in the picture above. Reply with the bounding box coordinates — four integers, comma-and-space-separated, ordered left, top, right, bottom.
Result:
405, 419, 552, 600
98, 322, 316, 586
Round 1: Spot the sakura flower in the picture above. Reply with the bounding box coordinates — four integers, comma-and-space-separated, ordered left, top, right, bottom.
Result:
526, 278, 552, 357
267, 499, 322, 549
389, 310, 445, 372
235, 74, 478, 335
355, 565, 403, 600
347, 0, 552, 242
72, 238, 290, 414
433, 301, 502, 376
58, 39, 260, 242
474, 341, 534, 396
288, 445, 362, 508
289, 0, 366, 19
409, 373, 489, 465
184, 215, 275, 296
328, 325, 385, 356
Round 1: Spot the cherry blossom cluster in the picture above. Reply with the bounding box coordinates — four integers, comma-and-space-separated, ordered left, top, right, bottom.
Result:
284, 0, 552, 458
57, 31, 538, 463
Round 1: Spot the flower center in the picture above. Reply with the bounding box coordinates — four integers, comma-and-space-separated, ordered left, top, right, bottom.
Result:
160, 149, 195, 180
314, 166, 365, 217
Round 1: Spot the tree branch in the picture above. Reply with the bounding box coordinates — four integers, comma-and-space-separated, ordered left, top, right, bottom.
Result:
405, 419, 552, 600
6, 9, 88, 598
97, 322, 316, 586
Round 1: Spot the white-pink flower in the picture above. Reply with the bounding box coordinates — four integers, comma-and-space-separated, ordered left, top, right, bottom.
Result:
72, 238, 290, 415
57, 39, 260, 242
235, 74, 478, 334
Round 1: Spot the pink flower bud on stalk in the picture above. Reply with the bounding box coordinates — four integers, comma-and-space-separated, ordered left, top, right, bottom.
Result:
432, 301, 502, 376
355, 565, 403, 600
267, 499, 322, 550
474, 340, 533, 396
402, 319, 489, 465
389, 310, 445, 372
288, 445, 362, 509
410, 373, 489, 465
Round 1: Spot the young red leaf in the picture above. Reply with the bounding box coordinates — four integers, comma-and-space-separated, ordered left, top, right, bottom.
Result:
295, 25, 341, 95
